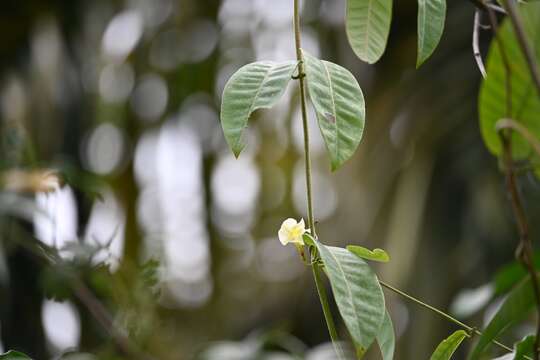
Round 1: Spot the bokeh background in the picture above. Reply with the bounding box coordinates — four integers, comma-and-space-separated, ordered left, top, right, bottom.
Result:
1, 0, 539, 359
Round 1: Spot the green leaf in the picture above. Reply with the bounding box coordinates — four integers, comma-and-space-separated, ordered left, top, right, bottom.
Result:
494, 252, 540, 295
514, 335, 535, 360
220, 61, 296, 157
346, 0, 393, 64
377, 311, 395, 360
470, 276, 536, 359
0, 351, 32, 359
314, 240, 385, 353
347, 245, 390, 263
417, 0, 446, 67
302, 51, 366, 171
429, 330, 468, 360
479, 1, 540, 162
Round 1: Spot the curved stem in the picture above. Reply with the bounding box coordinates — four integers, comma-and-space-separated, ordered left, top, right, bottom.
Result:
293, 0, 341, 357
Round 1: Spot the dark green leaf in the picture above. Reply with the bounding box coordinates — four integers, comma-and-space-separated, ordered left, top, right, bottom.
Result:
220, 61, 296, 157
494, 253, 540, 295
429, 330, 468, 360
0, 351, 32, 359
470, 277, 536, 359
514, 335, 535, 360
302, 51, 365, 171
314, 240, 385, 353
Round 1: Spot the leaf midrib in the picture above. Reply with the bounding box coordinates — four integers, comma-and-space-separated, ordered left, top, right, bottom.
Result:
365, 0, 374, 56
321, 62, 340, 163
233, 62, 278, 151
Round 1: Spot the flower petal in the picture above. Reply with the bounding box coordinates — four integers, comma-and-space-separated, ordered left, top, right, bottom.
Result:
282, 218, 297, 230
278, 228, 289, 245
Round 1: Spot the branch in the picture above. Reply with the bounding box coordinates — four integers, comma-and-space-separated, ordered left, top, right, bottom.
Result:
499, 130, 540, 360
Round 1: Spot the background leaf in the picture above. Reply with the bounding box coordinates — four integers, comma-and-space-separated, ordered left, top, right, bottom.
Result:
0, 351, 32, 359
377, 311, 396, 360
346, 0, 393, 64
347, 245, 390, 262
303, 51, 365, 171
429, 330, 468, 360
478, 1, 540, 164
220, 61, 296, 157
470, 277, 536, 359
417, 0, 447, 67
514, 335, 535, 360
314, 240, 385, 353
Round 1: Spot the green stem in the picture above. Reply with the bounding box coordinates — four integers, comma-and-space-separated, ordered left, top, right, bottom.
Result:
312, 262, 344, 357
293, 0, 341, 357
379, 280, 531, 358
293, 0, 316, 237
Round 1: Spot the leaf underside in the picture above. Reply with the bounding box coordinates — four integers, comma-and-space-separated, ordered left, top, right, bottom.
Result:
377, 310, 396, 360
220, 61, 296, 157
314, 240, 385, 353
417, 0, 447, 67
346, 0, 393, 64
303, 51, 365, 171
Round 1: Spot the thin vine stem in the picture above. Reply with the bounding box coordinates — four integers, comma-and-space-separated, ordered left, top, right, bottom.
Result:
379, 280, 532, 359
483, 1, 540, 357
293, 0, 342, 358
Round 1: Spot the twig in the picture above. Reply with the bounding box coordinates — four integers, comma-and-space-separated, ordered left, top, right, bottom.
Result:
379, 280, 532, 359
501, 0, 540, 98
473, 9, 487, 78
7, 230, 153, 360
485, 1, 540, 358
469, 0, 507, 14
499, 130, 540, 360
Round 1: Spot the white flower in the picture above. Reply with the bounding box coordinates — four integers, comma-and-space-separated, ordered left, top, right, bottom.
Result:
278, 218, 309, 246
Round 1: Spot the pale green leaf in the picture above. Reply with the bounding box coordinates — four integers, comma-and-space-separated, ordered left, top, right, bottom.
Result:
470, 277, 536, 359
347, 245, 390, 263
0, 351, 32, 359
346, 0, 393, 64
220, 61, 296, 157
417, 0, 446, 67
479, 1, 540, 166
377, 311, 395, 360
302, 51, 365, 171
429, 330, 468, 360
314, 240, 385, 353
